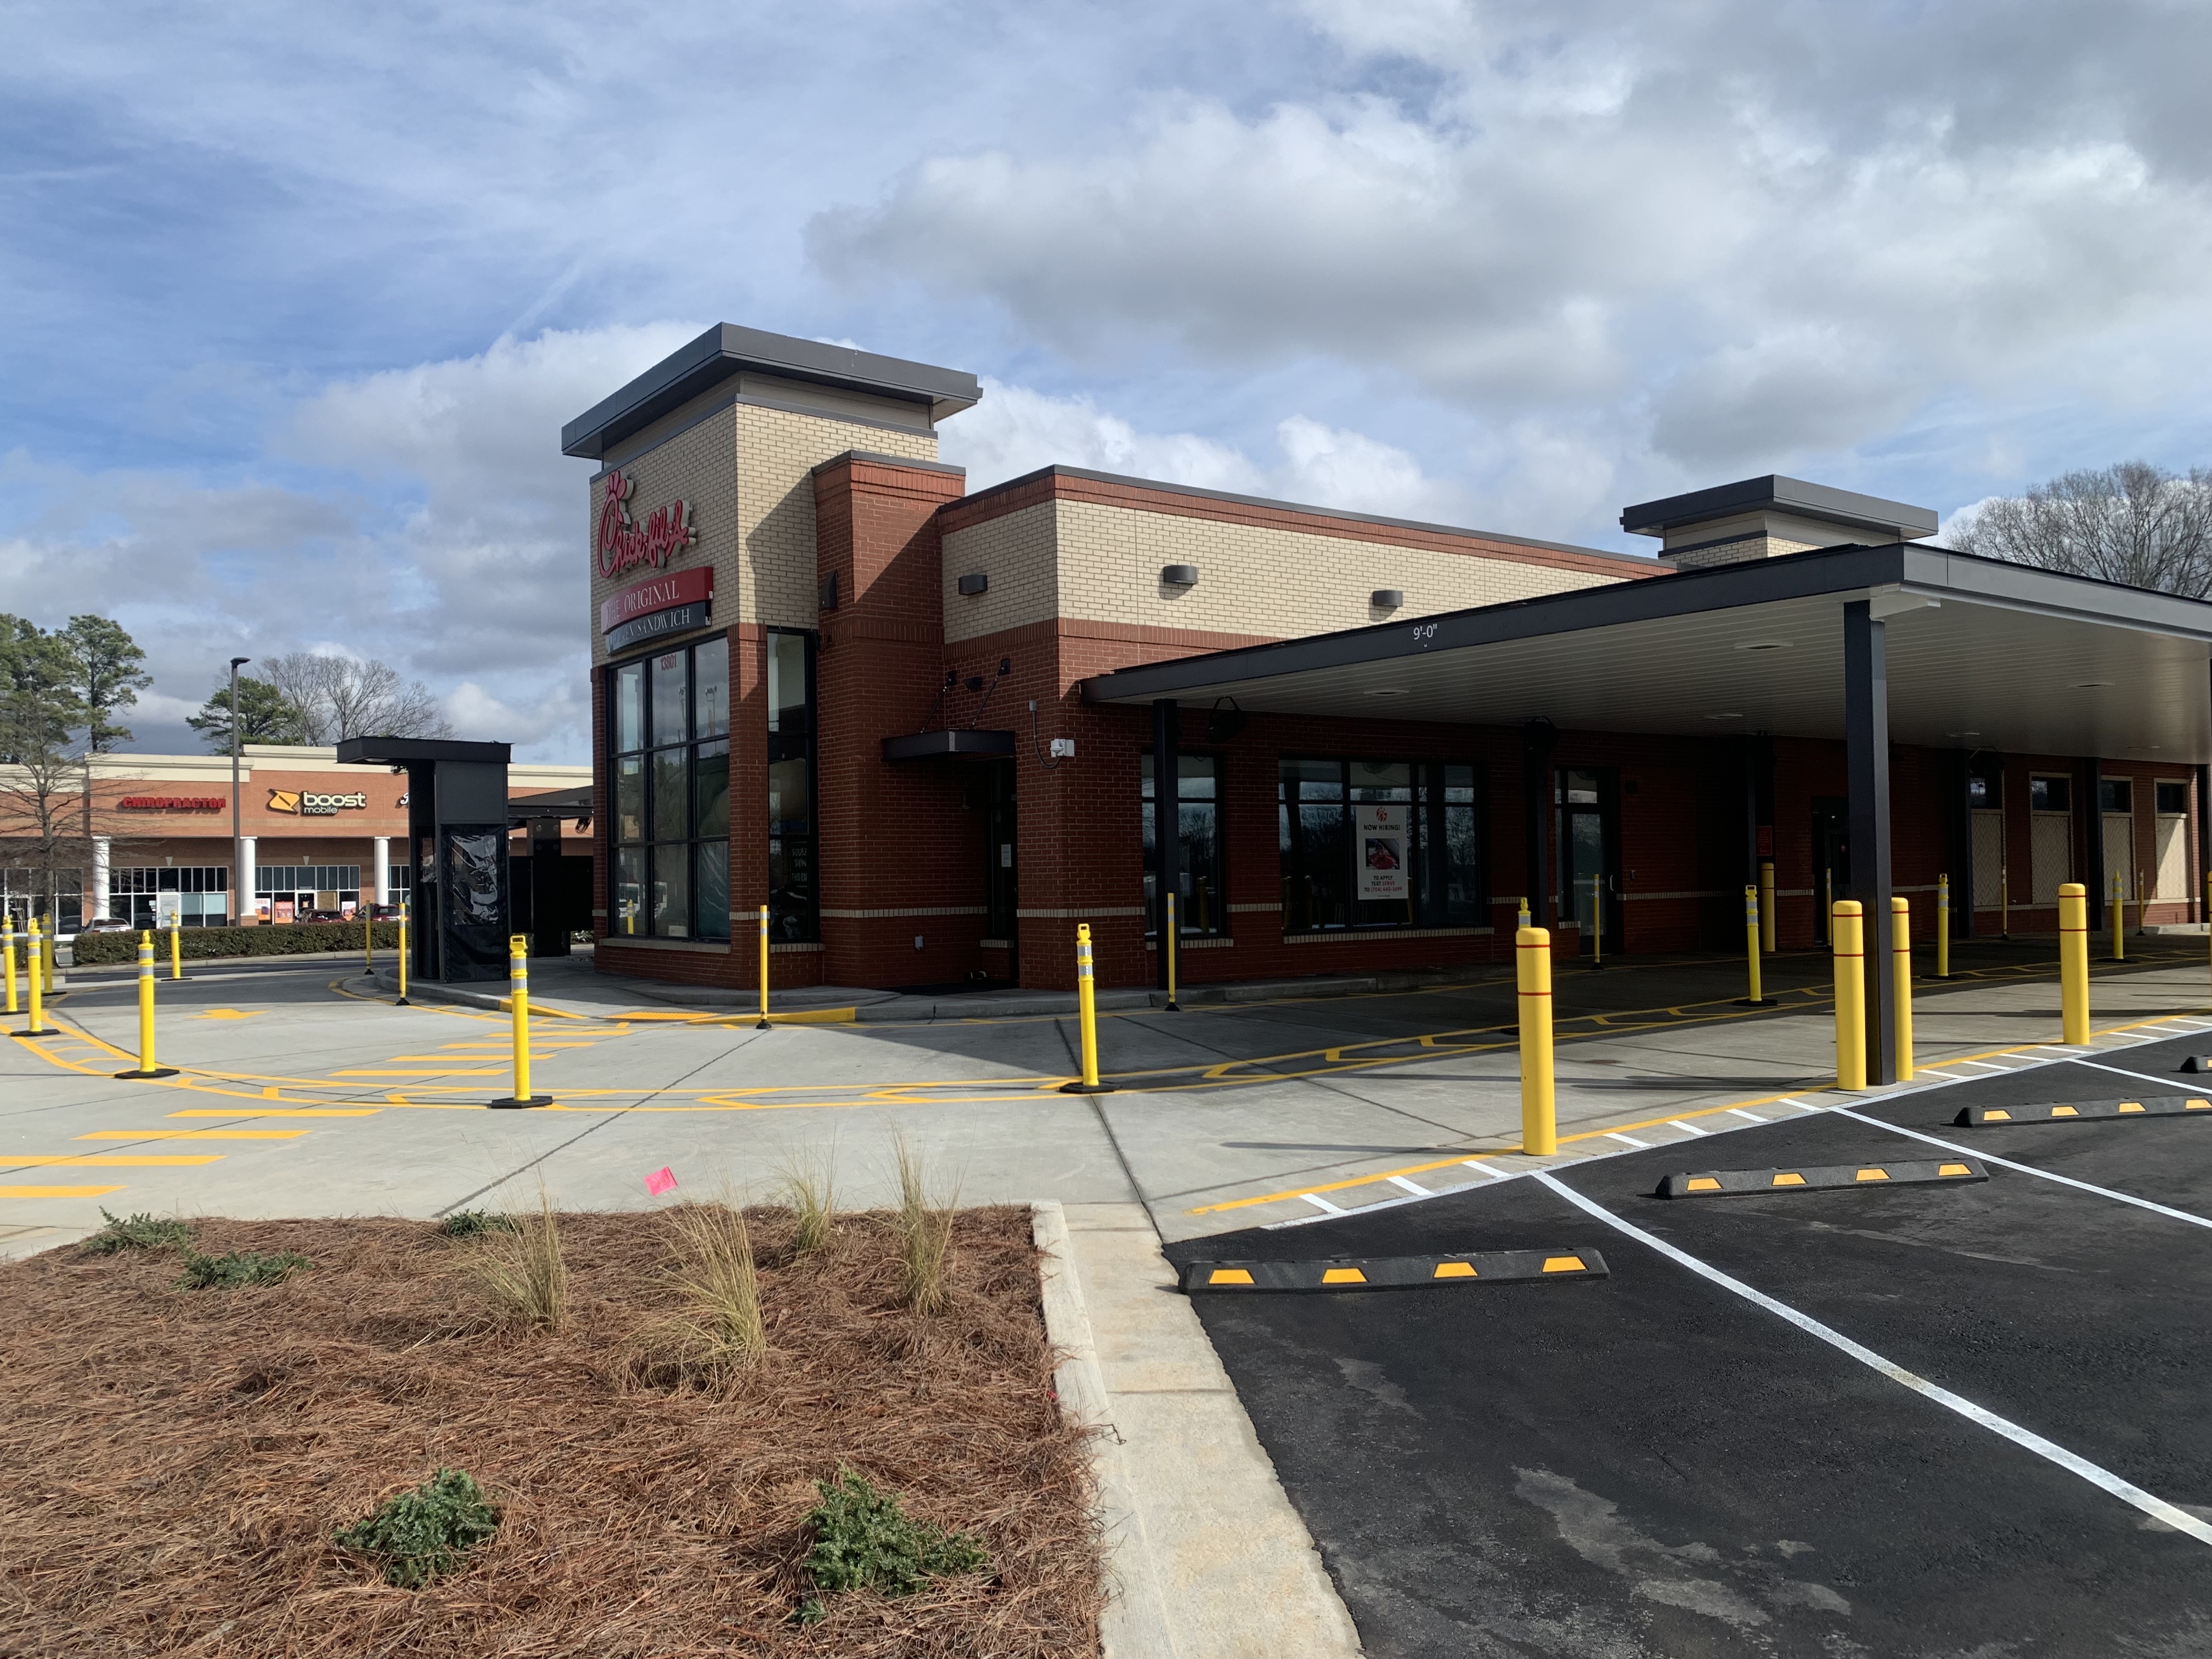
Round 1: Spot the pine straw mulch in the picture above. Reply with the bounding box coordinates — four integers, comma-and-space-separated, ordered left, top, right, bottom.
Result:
0, 1206, 1099, 1658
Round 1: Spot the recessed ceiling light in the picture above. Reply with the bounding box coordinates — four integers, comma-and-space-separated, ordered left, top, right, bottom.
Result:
2072, 680, 2113, 689
1945, 731, 1980, 738
1363, 687, 1410, 698
1735, 640, 1792, 652
1705, 712, 1745, 721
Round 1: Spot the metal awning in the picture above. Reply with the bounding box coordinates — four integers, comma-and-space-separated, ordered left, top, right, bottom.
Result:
1082, 544, 2212, 764
882, 729, 1015, 762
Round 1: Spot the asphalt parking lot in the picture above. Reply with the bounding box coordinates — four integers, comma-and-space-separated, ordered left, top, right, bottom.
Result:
1168, 1026, 2212, 1657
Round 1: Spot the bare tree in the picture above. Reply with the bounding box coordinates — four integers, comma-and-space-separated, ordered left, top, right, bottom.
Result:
259, 652, 454, 743
0, 619, 91, 933
1950, 461, 2212, 598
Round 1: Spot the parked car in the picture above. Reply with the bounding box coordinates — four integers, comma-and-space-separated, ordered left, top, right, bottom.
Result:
303, 910, 352, 924
76, 917, 134, 934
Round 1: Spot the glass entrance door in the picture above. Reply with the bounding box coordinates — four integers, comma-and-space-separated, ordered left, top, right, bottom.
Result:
1556, 768, 1621, 956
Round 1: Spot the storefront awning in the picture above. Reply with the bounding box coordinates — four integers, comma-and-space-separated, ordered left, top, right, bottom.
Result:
1081, 543, 2212, 765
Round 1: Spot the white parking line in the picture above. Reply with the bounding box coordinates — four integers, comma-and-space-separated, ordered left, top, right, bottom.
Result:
1534, 1172, 2212, 1548
1726, 1109, 1767, 1124
1302, 1193, 1345, 1215
1463, 1160, 1508, 1181
1668, 1120, 1711, 1136
1831, 1108, 2212, 1232
1954, 1060, 2013, 1073
1387, 1175, 1430, 1195
1777, 1098, 1824, 1113
1606, 1132, 1649, 1148
1914, 1069, 1962, 1080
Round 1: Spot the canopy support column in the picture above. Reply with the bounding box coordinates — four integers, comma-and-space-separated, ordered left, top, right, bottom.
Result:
1844, 600, 1897, 1085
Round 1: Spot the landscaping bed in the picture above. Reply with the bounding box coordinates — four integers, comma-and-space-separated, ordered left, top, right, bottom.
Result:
69, 921, 401, 964
0, 1205, 1097, 1657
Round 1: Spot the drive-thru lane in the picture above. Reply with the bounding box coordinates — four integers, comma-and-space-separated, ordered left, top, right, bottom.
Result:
1167, 1029, 2212, 1656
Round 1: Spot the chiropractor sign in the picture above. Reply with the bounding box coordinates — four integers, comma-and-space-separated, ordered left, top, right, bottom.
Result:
595, 469, 697, 580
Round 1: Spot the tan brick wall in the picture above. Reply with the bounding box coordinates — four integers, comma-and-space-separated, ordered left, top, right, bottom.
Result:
941, 501, 1061, 642
943, 496, 1626, 644
732, 403, 938, 629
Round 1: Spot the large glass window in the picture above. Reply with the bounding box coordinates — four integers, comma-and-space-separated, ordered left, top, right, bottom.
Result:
1279, 758, 1484, 933
112, 866, 232, 927
767, 629, 817, 942
607, 635, 732, 941
1141, 753, 1224, 937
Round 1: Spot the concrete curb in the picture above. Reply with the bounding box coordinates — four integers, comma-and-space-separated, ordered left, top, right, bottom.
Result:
1034, 1200, 1364, 1658
1032, 1201, 1177, 1657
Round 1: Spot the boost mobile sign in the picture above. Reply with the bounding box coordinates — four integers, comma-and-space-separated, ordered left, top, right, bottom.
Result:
267, 789, 369, 816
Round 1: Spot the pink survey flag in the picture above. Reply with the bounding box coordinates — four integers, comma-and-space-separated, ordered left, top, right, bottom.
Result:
645, 1167, 678, 1197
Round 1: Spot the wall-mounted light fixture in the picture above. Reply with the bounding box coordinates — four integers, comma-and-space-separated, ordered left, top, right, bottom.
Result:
819, 572, 839, 611
1161, 564, 1199, 587
1372, 589, 1404, 609
958, 572, 988, 596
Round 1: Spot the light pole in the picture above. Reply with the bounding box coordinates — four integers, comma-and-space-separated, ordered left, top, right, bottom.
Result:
229, 657, 249, 924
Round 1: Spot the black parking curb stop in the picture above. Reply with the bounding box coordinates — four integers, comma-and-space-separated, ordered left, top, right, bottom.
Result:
1956, 1096, 2212, 1127
1182, 1246, 1608, 1293
1658, 1158, 1987, 1198
2181, 1056, 2212, 1073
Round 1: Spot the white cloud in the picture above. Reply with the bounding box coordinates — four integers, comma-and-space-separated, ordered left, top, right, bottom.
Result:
813, 1, 2212, 485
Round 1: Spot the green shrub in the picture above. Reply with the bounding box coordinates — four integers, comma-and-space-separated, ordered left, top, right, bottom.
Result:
797, 1468, 988, 1621
435, 1209, 516, 1239
176, 1249, 311, 1289
83, 1209, 193, 1254
70, 922, 402, 966
334, 1468, 501, 1588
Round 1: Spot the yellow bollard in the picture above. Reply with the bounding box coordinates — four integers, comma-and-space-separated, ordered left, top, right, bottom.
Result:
2112, 871, 2125, 962
114, 930, 177, 1078
1517, 926, 1556, 1154
1832, 900, 1867, 1091
490, 934, 550, 1108
755, 904, 771, 1030
169, 921, 182, 981
1517, 894, 1531, 930
1891, 895, 1914, 1082
1738, 886, 1775, 1005
395, 902, 410, 1006
18, 919, 57, 1036
1164, 891, 1180, 1011
1059, 923, 1115, 1093
1936, 873, 1951, 979
2, 913, 15, 1017
1759, 859, 1776, 953
2058, 882, 2090, 1045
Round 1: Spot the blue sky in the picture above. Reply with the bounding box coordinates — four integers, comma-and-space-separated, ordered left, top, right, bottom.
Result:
4, 0, 2209, 760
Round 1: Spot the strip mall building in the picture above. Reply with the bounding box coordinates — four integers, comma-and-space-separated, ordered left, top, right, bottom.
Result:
0, 746, 590, 933
573, 325, 2212, 1083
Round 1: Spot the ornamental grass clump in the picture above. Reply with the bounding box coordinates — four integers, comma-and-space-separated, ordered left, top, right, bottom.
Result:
333, 1468, 501, 1589
176, 1249, 310, 1289
633, 1201, 764, 1388
775, 1146, 837, 1257
797, 1468, 988, 1622
83, 1209, 191, 1255
892, 1137, 957, 1316
468, 1189, 567, 1329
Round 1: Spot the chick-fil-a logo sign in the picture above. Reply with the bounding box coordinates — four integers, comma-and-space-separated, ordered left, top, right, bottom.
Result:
595, 469, 698, 579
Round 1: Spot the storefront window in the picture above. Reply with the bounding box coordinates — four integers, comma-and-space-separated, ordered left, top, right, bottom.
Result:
253, 865, 363, 922
1279, 758, 1484, 933
1141, 753, 1224, 937
112, 866, 231, 928
767, 629, 817, 941
607, 634, 732, 942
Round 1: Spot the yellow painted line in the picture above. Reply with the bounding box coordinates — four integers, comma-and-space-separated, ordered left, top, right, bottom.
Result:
5, 1155, 223, 1167
76, 1129, 306, 1141
329, 1068, 508, 1077
196, 1009, 263, 1020
385, 1054, 566, 1062
1186, 1006, 2210, 1217
0, 1184, 126, 1198
168, 1108, 380, 1119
